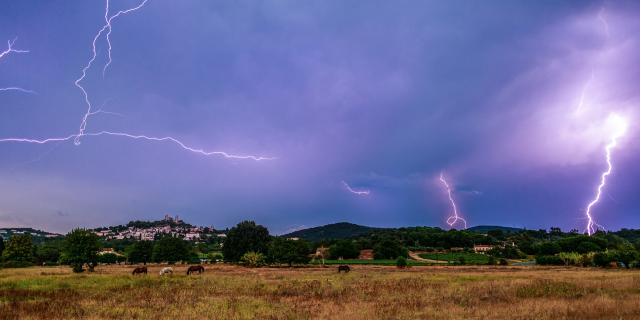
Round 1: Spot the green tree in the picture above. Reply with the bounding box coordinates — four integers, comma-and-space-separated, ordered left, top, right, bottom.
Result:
97, 253, 119, 264
267, 238, 310, 266
35, 240, 63, 265
593, 251, 613, 268
373, 239, 408, 259
222, 221, 270, 262
240, 251, 265, 267
329, 240, 359, 259
396, 256, 408, 268
614, 245, 638, 269
125, 241, 154, 264
0, 235, 4, 257
62, 229, 100, 273
535, 242, 561, 255
2, 234, 34, 263
152, 236, 190, 264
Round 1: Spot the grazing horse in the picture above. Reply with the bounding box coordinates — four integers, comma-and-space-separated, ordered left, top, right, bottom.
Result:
337, 265, 350, 273
187, 265, 205, 275
159, 267, 173, 276
132, 266, 147, 275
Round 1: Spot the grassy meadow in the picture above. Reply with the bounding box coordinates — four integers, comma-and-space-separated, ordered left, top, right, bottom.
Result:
1, 264, 640, 319
417, 252, 492, 264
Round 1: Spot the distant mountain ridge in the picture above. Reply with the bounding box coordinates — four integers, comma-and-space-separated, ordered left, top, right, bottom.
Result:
282, 223, 527, 241
282, 222, 385, 241
466, 225, 525, 234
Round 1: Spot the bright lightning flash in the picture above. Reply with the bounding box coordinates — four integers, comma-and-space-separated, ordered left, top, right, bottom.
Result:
584, 114, 628, 235
439, 172, 467, 229
342, 181, 370, 196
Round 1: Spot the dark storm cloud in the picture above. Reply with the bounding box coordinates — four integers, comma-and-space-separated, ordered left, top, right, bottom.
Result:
0, 0, 638, 233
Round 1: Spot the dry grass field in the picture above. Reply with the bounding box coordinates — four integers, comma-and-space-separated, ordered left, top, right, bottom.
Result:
1, 264, 640, 319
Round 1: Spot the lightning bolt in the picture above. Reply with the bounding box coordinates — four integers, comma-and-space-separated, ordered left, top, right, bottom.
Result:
341, 181, 370, 196
0, 131, 275, 161
0, 0, 274, 163
584, 114, 627, 235
0, 38, 35, 94
439, 172, 467, 229
0, 87, 36, 94
73, 0, 149, 146
0, 38, 28, 60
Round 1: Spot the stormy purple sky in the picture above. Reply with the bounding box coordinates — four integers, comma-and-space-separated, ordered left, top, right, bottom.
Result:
0, 1, 638, 234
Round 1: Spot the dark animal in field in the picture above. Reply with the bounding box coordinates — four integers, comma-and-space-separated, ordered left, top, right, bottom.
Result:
132, 267, 147, 275
187, 265, 205, 275
337, 265, 350, 273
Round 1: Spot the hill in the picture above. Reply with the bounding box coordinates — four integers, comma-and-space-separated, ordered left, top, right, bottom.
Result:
466, 225, 524, 234
0, 228, 62, 243
282, 222, 384, 241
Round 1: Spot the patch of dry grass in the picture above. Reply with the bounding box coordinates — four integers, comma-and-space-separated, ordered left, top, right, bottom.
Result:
1, 265, 639, 319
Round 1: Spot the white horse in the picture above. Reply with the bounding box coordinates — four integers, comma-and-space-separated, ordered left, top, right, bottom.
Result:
159, 267, 173, 276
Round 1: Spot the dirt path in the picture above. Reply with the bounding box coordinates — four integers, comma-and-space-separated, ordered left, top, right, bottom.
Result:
408, 251, 448, 264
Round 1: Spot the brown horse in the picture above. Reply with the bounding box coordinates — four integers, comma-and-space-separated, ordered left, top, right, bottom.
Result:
187, 265, 205, 275
337, 265, 350, 273
132, 266, 147, 275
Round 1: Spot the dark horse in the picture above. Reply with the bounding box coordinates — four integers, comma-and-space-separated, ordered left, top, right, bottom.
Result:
187, 265, 205, 275
337, 265, 350, 273
132, 266, 147, 275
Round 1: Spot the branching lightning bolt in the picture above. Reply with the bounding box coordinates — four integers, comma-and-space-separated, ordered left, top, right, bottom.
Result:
584, 115, 627, 235
577, 8, 627, 235
0, 38, 28, 60
0, 131, 275, 161
73, 0, 149, 146
0, 38, 35, 94
341, 181, 370, 196
439, 172, 467, 229
0, 0, 274, 162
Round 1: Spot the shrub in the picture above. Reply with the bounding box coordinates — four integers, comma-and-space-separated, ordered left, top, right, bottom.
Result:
558, 252, 581, 266
580, 252, 595, 267
535, 255, 563, 265
593, 252, 613, 268
396, 256, 408, 268
208, 252, 223, 263
499, 258, 508, 266
487, 256, 496, 265
240, 251, 265, 268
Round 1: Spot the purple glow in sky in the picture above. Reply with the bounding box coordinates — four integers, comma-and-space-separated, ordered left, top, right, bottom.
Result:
0, 1, 638, 234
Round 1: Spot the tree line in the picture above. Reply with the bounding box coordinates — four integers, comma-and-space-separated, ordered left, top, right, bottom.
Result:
2, 221, 640, 271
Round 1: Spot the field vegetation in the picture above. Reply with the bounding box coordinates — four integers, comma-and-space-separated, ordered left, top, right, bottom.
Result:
1, 265, 640, 319
418, 252, 491, 264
